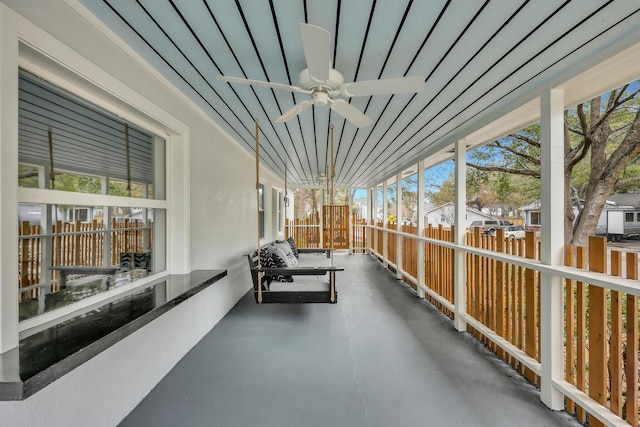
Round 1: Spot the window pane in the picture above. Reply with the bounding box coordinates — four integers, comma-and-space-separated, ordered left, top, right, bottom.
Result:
17, 70, 165, 199
18, 203, 163, 321
18, 165, 39, 188
530, 212, 540, 225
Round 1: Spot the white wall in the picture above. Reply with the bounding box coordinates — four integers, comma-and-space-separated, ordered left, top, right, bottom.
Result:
0, 0, 282, 424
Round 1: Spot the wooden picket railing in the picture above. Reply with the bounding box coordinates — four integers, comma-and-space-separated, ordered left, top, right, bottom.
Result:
18, 219, 151, 298
564, 238, 639, 426
371, 224, 640, 426
285, 214, 321, 248
352, 213, 367, 253
288, 211, 368, 253
425, 225, 455, 317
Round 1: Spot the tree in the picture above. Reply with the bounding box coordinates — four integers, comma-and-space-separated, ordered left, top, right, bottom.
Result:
293, 188, 320, 221
467, 81, 640, 245
401, 175, 418, 223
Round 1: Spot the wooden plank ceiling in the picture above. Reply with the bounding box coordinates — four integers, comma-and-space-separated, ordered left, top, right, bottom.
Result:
75, 0, 640, 188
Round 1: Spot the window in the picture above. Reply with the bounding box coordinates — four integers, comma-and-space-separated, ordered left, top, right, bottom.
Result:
17, 70, 166, 321
440, 213, 446, 222
66, 207, 89, 222
530, 212, 541, 225
626, 212, 635, 222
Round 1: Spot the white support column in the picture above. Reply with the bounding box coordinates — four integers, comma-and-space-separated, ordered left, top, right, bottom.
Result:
372, 187, 378, 255
396, 173, 403, 279
454, 140, 467, 332
348, 187, 353, 254
539, 86, 565, 410
416, 161, 426, 299
0, 8, 19, 353
382, 181, 388, 268
366, 187, 372, 255
319, 188, 324, 248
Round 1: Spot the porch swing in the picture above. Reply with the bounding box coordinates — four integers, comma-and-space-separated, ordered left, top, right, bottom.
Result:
246, 120, 344, 304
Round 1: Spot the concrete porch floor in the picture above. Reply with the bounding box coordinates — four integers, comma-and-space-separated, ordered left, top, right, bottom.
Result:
119, 254, 579, 427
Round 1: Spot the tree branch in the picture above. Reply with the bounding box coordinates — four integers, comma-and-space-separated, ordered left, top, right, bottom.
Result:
492, 140, 540, 165
509, 132, 541, 148
467, 162, 540, 177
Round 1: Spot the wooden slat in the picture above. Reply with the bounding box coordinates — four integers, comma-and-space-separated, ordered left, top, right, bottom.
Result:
587, 236, 607, 427
626, 252, 639, 427
495, 228, 507, 358
576, 246, 587, 423
524, 231, 537, 383
565, 245, 576, 414
610, 250, 623, 416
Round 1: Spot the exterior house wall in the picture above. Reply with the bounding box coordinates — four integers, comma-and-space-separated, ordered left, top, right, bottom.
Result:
0, 1, 276, 424
425, 203, 494, 228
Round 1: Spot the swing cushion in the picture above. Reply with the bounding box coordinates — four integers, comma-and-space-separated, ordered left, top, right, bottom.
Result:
286, 237, 300, 259
262, 245, 293, 282
274, 241, 298, 267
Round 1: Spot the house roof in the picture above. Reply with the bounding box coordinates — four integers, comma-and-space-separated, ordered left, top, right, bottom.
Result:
424, 202, 495, 220
607, 193, 640, 208
521, 195, 638, 212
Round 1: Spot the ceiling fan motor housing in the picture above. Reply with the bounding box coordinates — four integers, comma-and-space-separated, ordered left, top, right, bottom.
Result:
298, 68, 344, 93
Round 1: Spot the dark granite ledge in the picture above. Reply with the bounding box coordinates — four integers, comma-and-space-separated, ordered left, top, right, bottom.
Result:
0, 269, 226, 400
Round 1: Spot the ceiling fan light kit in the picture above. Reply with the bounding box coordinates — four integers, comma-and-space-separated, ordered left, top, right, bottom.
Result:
218, 23, 425, 128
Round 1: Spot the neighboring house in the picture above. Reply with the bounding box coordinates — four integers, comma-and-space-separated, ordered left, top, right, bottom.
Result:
521, 195, 640, 238
424, 202, 496, 228
519, 201, 543, 230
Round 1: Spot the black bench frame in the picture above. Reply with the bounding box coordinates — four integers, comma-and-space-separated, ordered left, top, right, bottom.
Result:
247, 247, 343, 304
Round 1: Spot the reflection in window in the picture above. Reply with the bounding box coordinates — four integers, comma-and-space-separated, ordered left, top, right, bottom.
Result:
278, 191, 283, 232
18, 204, 164, 321
16, 69, 167, 322
17, 70, 164, 200
258, 184, 265, 238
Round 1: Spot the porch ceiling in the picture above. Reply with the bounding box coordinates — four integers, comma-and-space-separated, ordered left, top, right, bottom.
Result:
74, 0, 640, 188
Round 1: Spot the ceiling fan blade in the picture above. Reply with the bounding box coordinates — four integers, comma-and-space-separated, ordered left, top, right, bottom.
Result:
217, 75, 310, 94
275, 100, 313, 123
329, 99, 372, 128
339, 75, 426, 97
299, 23, 330, 83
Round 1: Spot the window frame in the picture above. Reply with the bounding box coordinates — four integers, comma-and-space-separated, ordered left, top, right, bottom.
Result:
530, 211, 541, 225
5, 39, 189, 343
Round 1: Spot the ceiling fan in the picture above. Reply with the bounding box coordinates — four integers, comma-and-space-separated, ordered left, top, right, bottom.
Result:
217, 23, 426, 127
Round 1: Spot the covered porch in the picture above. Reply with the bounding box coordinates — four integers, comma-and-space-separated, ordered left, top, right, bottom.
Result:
0, 1, 638, 426
121, 253, 580, 427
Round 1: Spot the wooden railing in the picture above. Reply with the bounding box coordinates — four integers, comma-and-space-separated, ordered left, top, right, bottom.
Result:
368, 224, 640, 427
285, 217, 321, 248
18, 219, 151, 297
287, 212, 368, 253
351, 213, 367, 253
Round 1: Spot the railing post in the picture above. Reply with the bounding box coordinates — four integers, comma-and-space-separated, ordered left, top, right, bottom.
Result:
539, 86, 565, 410
396, 173, 403, 279
367, 187, 378, 254
382, 181, 388, 268
453, 139, 467, 332
416, 160, 426, 298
